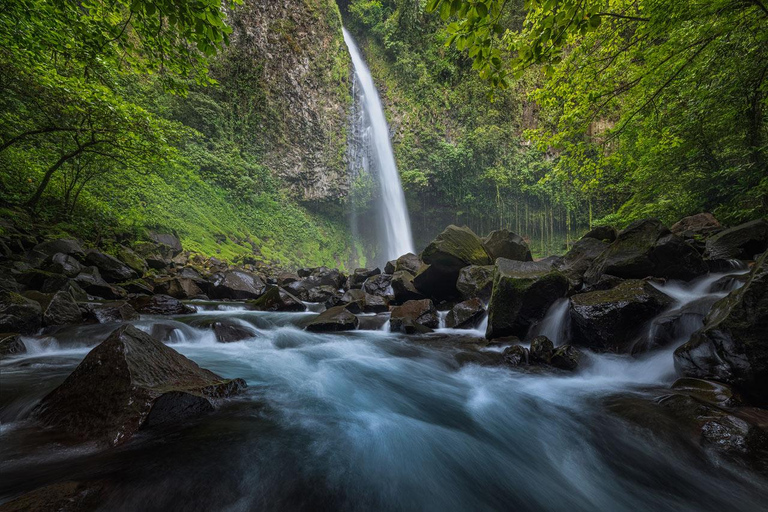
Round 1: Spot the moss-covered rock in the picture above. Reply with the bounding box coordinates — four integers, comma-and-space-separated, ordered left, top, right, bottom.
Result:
705, 219, 768, 260
0, 332, 26, 358
248, 286, 306, 312
305, 305, 358, 332
421, 225, 493, 270
483, 229, 532, 262
0, 291, 42, 334
556, 236, 609, 289
456, 265, 494, 301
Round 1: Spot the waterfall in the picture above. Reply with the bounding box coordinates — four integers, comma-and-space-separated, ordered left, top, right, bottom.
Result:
343, 28, 414, 262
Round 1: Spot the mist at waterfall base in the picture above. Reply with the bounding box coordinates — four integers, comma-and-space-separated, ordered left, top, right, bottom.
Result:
343, 28, 415, 265
2, 271, 768, 510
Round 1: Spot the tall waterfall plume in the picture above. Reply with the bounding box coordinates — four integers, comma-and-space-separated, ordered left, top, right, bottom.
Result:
343, 28, 414, 262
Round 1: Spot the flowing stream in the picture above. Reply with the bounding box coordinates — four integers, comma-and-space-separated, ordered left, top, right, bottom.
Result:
1, 271, 767, 510
343, 28, 414, 262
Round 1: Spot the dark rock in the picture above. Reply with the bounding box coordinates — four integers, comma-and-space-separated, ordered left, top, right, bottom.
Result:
456, 265, 494, 301
705, 219, 768, 260
708, 273, 750, 294
0, 333, 26, 357
306, 284, 340, 304
390, 299, 438, 334
32, 239, 85, 261
395, 252, 422, 274
43, 253, 83, 278
0, 481, 107, 512
529, 335, 554, 364
0, 274, 19, 292
118, 279, 154, 296
357, 314, 390, 331
74, 267, 124, 299
391, 270, 424, 304
307, 266, 346, 289
384, 260, 396, 274
212, 321, 254, 343
130, 294, 195, 315
43, 291, 82, 326
557, 237, 609, 289
305, 305, 358, 332
550, 345, 581, 371
0, 291, 42, 334
483, 229, 532, 262
82, 301, 139, 323
584, 218, 707, 283
248, 286, 305, 312
339, 288, 366, 312
674, 251, 768, 403
445, 298, 485, 329
34, 324, 245, 446
362, 293, 389, 313
570, 279, 674, 351
633, 295, 719, 354
210, 270, 267, 300
671, 213, 721, 237
502, 345, 529, 366
348, 267, 381, 289
153, 277, 203, 300
582, 225, 617, 243
671, 378, 740, 408
581, 274, 625, 293
150, 323, 180, 342
84, 250, 138, 283
277, 272, 300, 286
148, 232, 183, 256
486, 259, 568, 340
362, 273, 393, 299
116, 245, 148, 275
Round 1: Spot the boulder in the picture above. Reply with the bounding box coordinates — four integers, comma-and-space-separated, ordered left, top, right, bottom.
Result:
16, 269, 69, 292
34, 325, 246, 446
456, 265, 494, 301
550, 345, 582, 371
483, 229, 532, 262
0, 274, 19, 292
306, 267, 346, 289
584, 218, 707, 284
43, 253, 83, 278
556, 237, 609, 289
348, 267, 381, 289
394, 252, 422, 274
705, 219, 768, 260
485, 259, 568, 340
118, 279, 155, 296
305, 284, 340, 304
674, 251, 768, 403
133, 241, 170, 270
633, 295, 719, 354
82, 301, 139, 323
43, 291, 82, 326
148, 232, 183, 256
277, 272, 300, 287
74, 267, 124, 299
390, 299, 438, 334
570, 279, 674, 351
248, 286, 305, 312
210, 270, 267, 300
362, 273, 393, 299
212, 321, 254, 343
305, 305, 358, 332
390, 270, 424, 304
130, 294, 195, 315
84, 250, 138, 283
153, 277, 203, 300
0, 481, 107, 512
529, 335, 555, 364
445, 298, 485, 329
502, 345, 529, 366
0, 291, 42, 334
116, 245, 148, 275
0, 333, 26, 358
670, 213, 721, 237
32, 239, 85, 261
582, 225, 617, 243
384, 260, 397, 274
357, 314, 390, 331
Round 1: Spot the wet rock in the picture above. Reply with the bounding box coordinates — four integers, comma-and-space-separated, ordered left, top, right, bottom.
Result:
152, 277, 202, 300
486, 259, 568, 340
633, 295, 719, 353
306, 266, 346, 289
390, 270, 424, 304
362, 273, 393, 299
529, 335, 554, 364
570, 279, 673, 351
118, 279, 154, 296
32, 239, 86, 261
357, 314, 390, 331
74, 267, 124, 299
339, 289, 387, 314
0, 333, 26, 357
483, 229, 532, 262
82, 301, 139, 323
671, 378, 740, 408
306, 284, 340, 304
390, 299, 438, 334
84, 250, 138, 283
34, 324, 246, 446
705, 219, 768, 260
445, 298, 485, 329
130, 294, 195, 315
210, 270, 267, 300
394, 252, 422, 274
384, 260, 396, 274
456, 265, 494, 301
16, 269, 68, 293
557, 237, 609, 289
502, 345, 529, 366
581, 274, 625, 293
584, 218, 707, 284
0, 480, 107, 512
248, 286, 305, 312
671, 213, 721, 237
0, 291, 42, 334
582, 225, 617, 243
674, 251, 768, 403
116, 245, 148, 275
305, 305, 358, 332
0, 274, 19, 292
212, 321, 254, 343
43, 291, 82, 326
277, 272, 300, 287
550, 345, 581, 371
348, 267, 381, 289
43, 253, 83, 278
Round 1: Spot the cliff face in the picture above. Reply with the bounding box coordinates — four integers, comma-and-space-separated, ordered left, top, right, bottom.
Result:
226, 0, 352, 203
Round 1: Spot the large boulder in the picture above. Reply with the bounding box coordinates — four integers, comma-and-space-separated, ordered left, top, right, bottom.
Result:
483, 229, 532, 262
390, 270, 424, 304
456, 265, 494, 301
348, 268, 381, 289
42, 253, 83, 278
394, 253, 422, 274
570, 279, 674, 351
34, 325, 246, 446
582, 225, 617, 243
43, 291, 82, 326
84, 250, 138, 283
705, 219, 768, 260
529, 336, 554, 364
339, 289, 388, 313
306, 267, 346, 289
556, 237, 609, 289
130, 294, 195, 315
82, 301, 139, 323
550, 345, 582, 371
0, 333, 26, 358
116, 245, 148, 275
670, 213, 721, 237
485, 259, 568, 340
362, 273, 393, 299
445, 298, 485, 329
248, 286, 305, 312
674, 251, 768, 403
0, 291, 42, 334
74, 267, 124, 299
634, 295, 720, 354
32, 239, 86, 261
305, 305, 358, 332
153, 277, 203, 300
210, 270, 267, 300
148, 232, 183, 256
305, 284, 341, 304
584, 218, 707, 283
390, 299, 438, 334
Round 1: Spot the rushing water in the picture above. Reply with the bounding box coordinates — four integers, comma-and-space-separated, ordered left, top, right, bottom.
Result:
1, 273, 767, 510
343, 28, 414, 262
